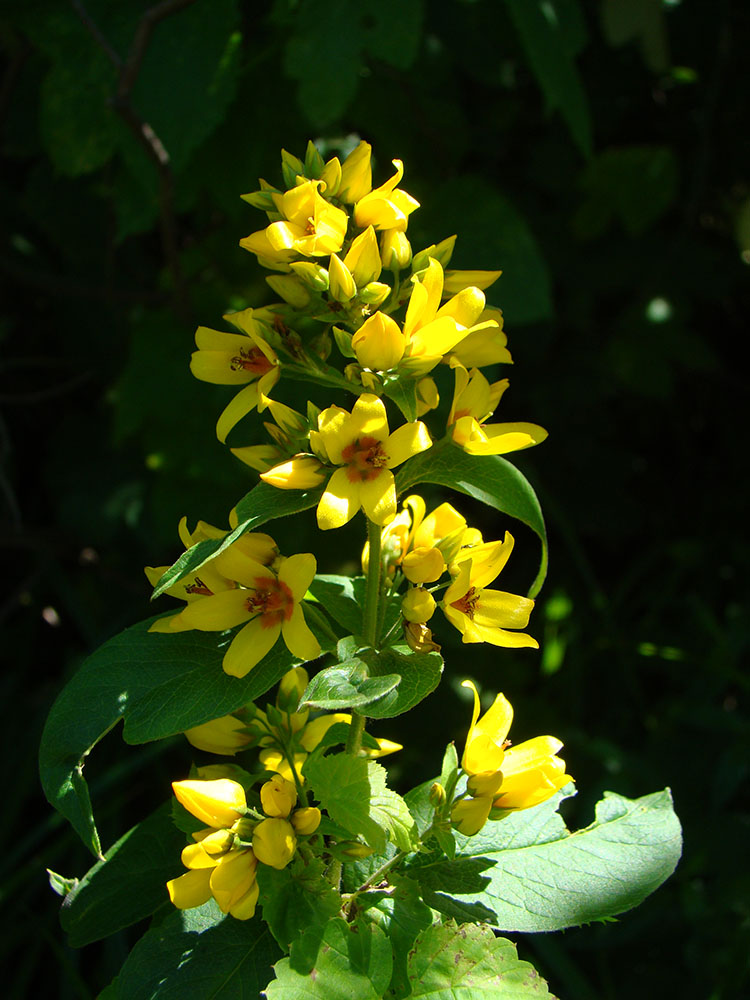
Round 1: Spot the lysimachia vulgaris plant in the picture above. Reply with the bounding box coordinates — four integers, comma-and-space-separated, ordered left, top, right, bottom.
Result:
42, 140, 682, 999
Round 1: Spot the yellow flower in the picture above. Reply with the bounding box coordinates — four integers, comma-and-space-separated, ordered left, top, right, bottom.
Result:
264, 394, 431, 529
174, 549, 320, 677
315, 395, 431, 529
442, 534, 538, 648
337, 140, 372, 204
184, 714, 253, 756
354, 159, 419, 232
460, 680, 572, 811
259, 748, 308, 784
252, 818, 297, 869
400, 260, 498, 374
146, 524, 278, 634
343, 226, 382, 285
241, 179, 348, 264
291, 806, 321, 835
172, 778, 247, 828
351, 312, 406, 372
167, 847, 259, 920
446, 306, 512, 368
450, 795, 494, 837
401, 587, 436, 624
260, 774, 297, 818
448, 367, 548, 456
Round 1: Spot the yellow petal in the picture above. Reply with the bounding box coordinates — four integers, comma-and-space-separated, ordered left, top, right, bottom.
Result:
281, 605, 321, 662
317, 467, 360, 530
359, 470, 396, 525
178, 589, 251, 631
223, 617, 281, 677
172, 778, 246, 827
385, 421, 432, 468
216, 384, 260, 444
167, 868, 212, 910
209, 849, 258, 912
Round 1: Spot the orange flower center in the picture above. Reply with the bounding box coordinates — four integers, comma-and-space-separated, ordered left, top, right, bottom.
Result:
245, 577, 294, 628
230, 346, 274, 375
342, 435, 388, 482
451, 586, 478, 620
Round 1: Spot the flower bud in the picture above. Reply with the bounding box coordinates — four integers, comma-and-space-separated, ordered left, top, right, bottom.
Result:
265, 274, 312, 308
402, 546, 445, 584
352, 312, 406, 371
167, 868, 212, 910
291, 807, 321, 835
252, 818, 297, 869
277, 667, 309, 711
416, 377, 439, 416
260, 456, 326, 490
209, 848, 258, 913
338, 140, 372, 203
451, 795, 493, 836
172, 779, 246, 829
196, 828, 235, 856
328, 254, 357, 302
339, 841, 375, 859
380, 230, 412, 269
184, 715, 252, 756
260, 775, 297, 818
359, 281, 391, 307
343, 226, 382, 285
404, 621, 441, 654
401, 587, 436, 624
320, 155, 342, 197
259, 748, 308, 784
429, 782, 447, 807
290, 261, 330, 291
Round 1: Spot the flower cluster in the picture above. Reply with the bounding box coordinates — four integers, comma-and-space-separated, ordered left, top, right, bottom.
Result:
146, 140, 572, 925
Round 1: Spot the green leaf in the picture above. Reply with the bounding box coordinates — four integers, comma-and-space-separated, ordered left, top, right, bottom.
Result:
152, 482, 323, 598
257, 859, 342, 952
39, 617, 298, 854
383, 376, 419, 422
396, 441, 548, 597
129, 0, 242, 172
265, 917, 392, 1000
299, 662, 401, 711
114, 900, 281, 999
406, 920, 553, 998
60, 803, 185, 947
504, 0, 592, 157
411, 787, 682, 932
574, 146, 678, 239
308, 575, 364, 634
419, 177, 552, 325
304, 754, 418, 853
358, 645, 444, 719
364, 881, 434, 1000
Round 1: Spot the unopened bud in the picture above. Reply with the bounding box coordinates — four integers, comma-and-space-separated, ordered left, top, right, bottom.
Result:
380, 230, 412, 269
404, 621, 441, 654
328, 253, 357, 302
402, 546, 445, 584
359, 281, 391, 307
401, 587, 436, 624
291, 807, 321, 835
352, 311, 405, 372
290, 261, 330, 292
277, 667, 309, 712
265, 274, 312, 308
260, 775, 297, 818
339, 841, 376, 859
252, 818, 297, 869
429, 782, 447, 807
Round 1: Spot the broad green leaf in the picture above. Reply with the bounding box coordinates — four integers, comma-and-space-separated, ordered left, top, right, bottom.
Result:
299, 662, 401, 711
504, 0, 592, 157
410, 787, 682, 932
304, 754, 417, 853
418, 177, 552, 325
383, 376, 419, 422
358, 645, 444, 719
152, 482, 323, 598
115, 900, 281, 999
364, 882, 434, 1000
60, 803, 184, 947
396, 441, 548, 596
39, 617, 300, 854
308, 575, 364, 634
406, 920, 553, 998
265, 917, 392, 1000
257, 858, 341, 952
574, 146, 678, 239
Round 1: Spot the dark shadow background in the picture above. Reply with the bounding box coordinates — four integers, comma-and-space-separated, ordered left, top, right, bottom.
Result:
2, 0, 748, 996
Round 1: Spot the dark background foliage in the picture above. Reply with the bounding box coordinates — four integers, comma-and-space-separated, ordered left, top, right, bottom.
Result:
2, 0, 748, 996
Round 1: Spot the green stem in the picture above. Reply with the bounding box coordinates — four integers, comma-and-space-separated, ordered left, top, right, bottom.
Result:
363, 517, 382, 647
345, 711, 366, 755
